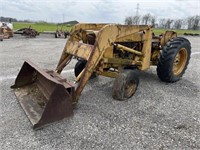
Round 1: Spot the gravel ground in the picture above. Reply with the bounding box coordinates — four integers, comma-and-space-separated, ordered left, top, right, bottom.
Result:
0, 34, 200, 150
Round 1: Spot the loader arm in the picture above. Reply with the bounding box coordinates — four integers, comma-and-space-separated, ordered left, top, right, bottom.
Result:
56, 23, 108, 72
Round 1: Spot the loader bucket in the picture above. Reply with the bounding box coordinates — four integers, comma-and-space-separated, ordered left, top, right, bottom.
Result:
11, 60, 74, 129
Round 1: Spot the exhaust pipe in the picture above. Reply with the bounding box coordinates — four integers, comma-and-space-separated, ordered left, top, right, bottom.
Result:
11, 60, 74, 129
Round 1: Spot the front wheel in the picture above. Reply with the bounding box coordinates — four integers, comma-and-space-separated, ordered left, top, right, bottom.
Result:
112, 69, 139, 101
74, 60, 97, 79
157, 37, 191, 82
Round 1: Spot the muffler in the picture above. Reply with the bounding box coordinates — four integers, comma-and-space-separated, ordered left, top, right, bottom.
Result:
11, 60, 74, 129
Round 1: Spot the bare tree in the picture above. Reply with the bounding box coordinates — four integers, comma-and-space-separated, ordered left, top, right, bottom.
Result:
166, 19, 173, 29
187, 15, 200, 30
124, 15, 141, 25
124, 14, 200, 30
125, 16, 133, 25
173, 19, 183, 29
142, 13, 151, 25
159, 19, 166, 28
187, 16, 194, 29
132, 15, 141, 25
151, 16, 156, 27
193, 15, 200, 30
124, 14, 156, 26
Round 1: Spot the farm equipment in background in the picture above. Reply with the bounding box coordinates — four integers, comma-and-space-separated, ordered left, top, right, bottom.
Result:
55, 26, 69, 38
0, 22, 13, 39
183, 32, 200, 36
11, 23, 191, 129
0, 27, 4, 41
0, 33, 3, 41
14, 26, 39, 38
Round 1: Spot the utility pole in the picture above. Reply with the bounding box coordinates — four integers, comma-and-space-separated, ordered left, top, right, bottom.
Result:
136, 3, 139, 16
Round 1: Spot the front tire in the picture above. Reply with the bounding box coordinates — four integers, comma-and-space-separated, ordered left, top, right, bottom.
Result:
112, 70, 139, 101
157, 37, 191, 82
74, 60, 97, 79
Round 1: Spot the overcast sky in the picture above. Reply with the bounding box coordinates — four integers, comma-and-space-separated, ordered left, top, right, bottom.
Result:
1, 0, 200, 23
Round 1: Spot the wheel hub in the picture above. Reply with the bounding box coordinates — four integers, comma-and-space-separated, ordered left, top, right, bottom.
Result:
173, 48, 187, 76
125, 83, 137, 98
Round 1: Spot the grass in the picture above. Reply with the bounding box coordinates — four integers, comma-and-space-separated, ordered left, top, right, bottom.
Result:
153, 28, 200, 35
13, 22, 72, 33
13, 22, 200, 35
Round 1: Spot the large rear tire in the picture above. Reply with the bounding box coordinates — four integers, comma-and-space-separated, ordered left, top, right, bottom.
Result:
112, 70, 139, 101
157, 37, 191, 82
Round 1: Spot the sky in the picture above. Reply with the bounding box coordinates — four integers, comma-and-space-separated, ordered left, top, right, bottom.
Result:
1, 0, 200, 23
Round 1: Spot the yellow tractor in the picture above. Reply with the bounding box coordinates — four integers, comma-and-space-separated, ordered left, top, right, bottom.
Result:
11, 24, 191, 129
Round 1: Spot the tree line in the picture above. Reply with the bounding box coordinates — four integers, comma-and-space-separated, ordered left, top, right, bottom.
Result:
0, 16, 33, 23
124, 14, 200, 30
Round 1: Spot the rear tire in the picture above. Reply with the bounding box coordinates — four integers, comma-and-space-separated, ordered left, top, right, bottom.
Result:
112, 69, 139, 101
157, 37, 191, 82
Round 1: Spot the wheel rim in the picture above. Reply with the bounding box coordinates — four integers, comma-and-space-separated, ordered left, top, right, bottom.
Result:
173, 48, 187, 76
124, 82, 137, 98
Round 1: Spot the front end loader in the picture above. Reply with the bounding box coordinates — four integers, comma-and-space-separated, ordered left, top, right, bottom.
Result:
11, 24, 191, 129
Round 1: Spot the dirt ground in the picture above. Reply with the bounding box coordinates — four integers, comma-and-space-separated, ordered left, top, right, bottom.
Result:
0, 34, 200, 149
